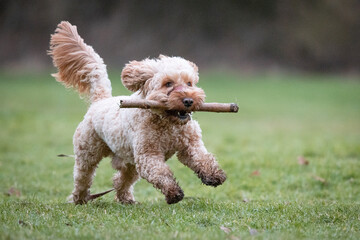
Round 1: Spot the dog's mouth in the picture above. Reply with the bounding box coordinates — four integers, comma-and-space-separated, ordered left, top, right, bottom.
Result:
166, 110, 191, 121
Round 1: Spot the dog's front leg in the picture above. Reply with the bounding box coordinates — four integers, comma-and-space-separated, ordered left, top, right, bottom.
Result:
177, 141, 226, 187
135, 153, 184, 204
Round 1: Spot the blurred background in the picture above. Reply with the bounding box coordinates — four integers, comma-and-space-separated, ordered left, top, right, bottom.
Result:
1, 3, 360, 237
1, 0, 359, 73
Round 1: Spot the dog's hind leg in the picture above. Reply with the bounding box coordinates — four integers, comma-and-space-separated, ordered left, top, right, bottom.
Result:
71, 158, 99, 204
70, 122, 110, 204
112, 160, 139, 204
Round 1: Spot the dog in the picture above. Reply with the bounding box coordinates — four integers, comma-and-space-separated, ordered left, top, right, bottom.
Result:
49, 21, 226, 205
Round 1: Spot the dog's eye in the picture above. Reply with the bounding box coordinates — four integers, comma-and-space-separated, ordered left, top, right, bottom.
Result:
165, 82, 173, 87
187, 82, 192, 86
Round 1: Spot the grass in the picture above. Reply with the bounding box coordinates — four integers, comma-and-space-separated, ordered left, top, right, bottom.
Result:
0, 70, 359, 239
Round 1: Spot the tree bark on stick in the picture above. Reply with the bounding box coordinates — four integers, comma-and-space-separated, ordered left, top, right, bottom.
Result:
119, 99, 238, 113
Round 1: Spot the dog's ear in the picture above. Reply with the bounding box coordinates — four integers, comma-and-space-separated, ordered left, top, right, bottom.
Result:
188, 60, 198, 72
121, 60, 155, 92
159, 54, 168, 59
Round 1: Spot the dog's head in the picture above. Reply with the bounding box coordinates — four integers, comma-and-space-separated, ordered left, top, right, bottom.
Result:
121, 55, 205, 124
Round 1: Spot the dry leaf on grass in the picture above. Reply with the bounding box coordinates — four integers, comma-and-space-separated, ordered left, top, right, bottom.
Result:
220, 226, 231, 234
297, 156, 309, 165
5, 187, 21, 197
313, 175, 327, 184
18, 220, 28, 227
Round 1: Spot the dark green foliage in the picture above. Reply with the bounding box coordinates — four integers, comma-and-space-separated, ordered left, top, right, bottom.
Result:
1, 1, 359, 71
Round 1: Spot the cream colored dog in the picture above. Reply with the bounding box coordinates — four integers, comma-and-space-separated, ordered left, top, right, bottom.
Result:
49, 21, 226, 204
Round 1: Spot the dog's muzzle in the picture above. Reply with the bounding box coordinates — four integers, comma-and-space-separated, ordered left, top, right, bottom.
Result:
166, 110, 191, 121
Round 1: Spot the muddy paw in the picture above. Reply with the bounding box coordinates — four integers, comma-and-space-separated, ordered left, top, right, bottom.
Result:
120, 199, 139, 205
69, 194, 89, 205
199, 169, 227, 187
116, 197, 139, 205
115, 193, 138, 205
165, 188, 184, 204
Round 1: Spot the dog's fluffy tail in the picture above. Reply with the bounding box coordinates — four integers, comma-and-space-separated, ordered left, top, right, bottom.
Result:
48, 21, 112, 102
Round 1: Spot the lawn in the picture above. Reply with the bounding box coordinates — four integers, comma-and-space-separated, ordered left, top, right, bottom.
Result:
0, 70, 359, 239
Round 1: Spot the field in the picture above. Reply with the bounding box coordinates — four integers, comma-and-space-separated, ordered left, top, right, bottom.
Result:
0, 71, 359, 239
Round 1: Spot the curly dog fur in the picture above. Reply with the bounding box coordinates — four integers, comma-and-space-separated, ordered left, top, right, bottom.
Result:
49, 21, 226, 205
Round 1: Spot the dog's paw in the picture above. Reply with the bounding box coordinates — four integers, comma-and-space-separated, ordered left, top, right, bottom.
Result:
165, 188, 184, 204
199, 169, 227, 187
117, 199, 139, 205
115, 194, 138, 205
68, 193, 89, 205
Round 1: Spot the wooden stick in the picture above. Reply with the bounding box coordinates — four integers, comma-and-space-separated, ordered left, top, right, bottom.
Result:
57, 154, 75, 158
119, 99, 238, 113
88, 188, 115, 201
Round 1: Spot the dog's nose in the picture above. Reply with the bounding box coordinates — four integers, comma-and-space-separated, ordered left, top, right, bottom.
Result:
182, 98, 194, 108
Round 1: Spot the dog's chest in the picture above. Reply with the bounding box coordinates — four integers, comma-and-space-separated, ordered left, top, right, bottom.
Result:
159, 133, 181, 161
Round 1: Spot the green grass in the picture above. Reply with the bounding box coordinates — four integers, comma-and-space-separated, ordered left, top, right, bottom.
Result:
0, 70, 359, 239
